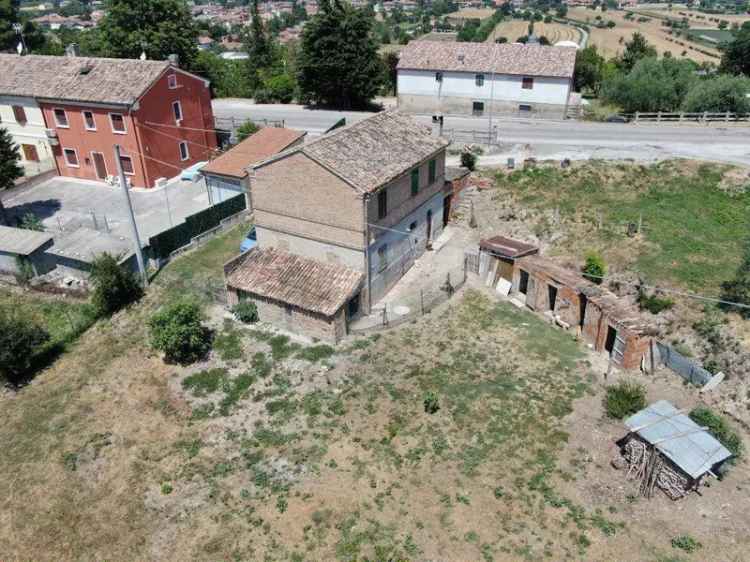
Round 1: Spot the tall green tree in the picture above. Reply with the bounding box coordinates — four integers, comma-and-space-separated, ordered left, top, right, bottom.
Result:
0, 305, 50, 384
0, 127, 23, 226
1, 0, 46, 53
574, 45, 606, 94
720, 21, 750, 76
97, 0, 199, 69
297, 0, 383, 109
681, 74, 750, 113
617, 32, 657, 73
243, 0, 277, 91
602, 56, 696, 112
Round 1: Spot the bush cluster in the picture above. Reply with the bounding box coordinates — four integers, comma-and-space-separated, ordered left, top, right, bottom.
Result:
148, 299, 211, 364
604, 380, 646, 419
689, 406, 743, 459
232, 300, 259, 323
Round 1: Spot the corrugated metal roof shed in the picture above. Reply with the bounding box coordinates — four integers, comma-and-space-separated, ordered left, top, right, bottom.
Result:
625, 400, 732, 479
0, 225, 53, 255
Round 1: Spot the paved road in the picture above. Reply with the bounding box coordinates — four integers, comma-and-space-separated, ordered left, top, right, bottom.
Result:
212, 99, 750, 167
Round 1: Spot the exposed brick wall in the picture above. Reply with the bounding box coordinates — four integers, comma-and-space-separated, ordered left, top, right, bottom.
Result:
226, 286, 346, 343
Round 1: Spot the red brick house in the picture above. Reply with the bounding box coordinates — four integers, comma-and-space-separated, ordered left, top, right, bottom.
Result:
3, 53, 217, 188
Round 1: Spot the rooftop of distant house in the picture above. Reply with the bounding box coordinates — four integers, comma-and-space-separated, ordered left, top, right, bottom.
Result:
0, 225, 53, 256
255, 111, 450, 194
225, 247, 364, 317
397, 40, 577, 79
0, 53, 190, 106
201, 127, 307, 179
480, 235, 539, 259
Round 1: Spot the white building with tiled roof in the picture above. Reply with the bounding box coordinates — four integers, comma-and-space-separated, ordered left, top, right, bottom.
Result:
396, 40, 577, 119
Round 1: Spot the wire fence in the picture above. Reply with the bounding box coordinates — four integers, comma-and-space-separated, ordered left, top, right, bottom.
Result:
350, 261, 468, 333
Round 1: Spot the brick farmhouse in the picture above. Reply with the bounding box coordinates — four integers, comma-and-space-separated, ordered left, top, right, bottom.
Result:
225, 111, 451, 341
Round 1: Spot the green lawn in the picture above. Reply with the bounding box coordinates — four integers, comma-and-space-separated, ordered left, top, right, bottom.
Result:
493, 161, 750, 292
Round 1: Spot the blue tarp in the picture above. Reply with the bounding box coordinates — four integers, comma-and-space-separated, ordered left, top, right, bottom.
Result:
624, 400, 732, 479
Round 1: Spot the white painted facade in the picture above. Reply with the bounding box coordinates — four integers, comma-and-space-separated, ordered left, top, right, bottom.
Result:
397, 69, 572, 117
0, 95, 56, 176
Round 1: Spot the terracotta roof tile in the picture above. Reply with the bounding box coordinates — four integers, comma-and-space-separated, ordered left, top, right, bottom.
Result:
225, 247, 363, 317
201, 127, 306, 178
0, 53, 172, 105
259, 111, 449, 194
397, 40, 576, 78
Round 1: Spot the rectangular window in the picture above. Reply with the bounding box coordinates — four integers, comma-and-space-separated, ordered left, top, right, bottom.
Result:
119, 155, 134, 175
411, 168, 419, 197
522, 76, 534, 90
54, 108, 69, 128
22, 144, 39, 162
63, 148, 79, 167
475, 74, 484, 86
472, 101, 484, 116
435, 72, 443, 82
109, 113, 126, 134
519, 104, 532, 112
12, 105, 27, 124
178, 140, 189, 161
377, 189, 387, 219
428, 159, 436, 183
377, 244, 388, 272
172, 101, 183, 123
82, 110, 96, 131
167, 74, 178, 89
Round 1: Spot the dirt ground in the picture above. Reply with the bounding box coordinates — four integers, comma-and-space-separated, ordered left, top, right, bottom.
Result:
568, 7, 721, 62
2, 216, 749, 561
486, 20, 581, 44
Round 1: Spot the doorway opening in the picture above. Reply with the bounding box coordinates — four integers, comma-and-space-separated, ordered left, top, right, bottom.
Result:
92, 152, 107, 180
579, 293, 588, 329
519, 270, 529, 294
426, 209, 433, 241
605, 325, 617, 354
443, 194, 452, 226
548, 284, 558, 311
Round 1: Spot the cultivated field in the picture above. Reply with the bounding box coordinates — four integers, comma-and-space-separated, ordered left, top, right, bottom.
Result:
643, 5, 750, 26
568, 7, 721, 62
485, 20, 582, 44
446, 7, 496, 21
3, 208, 749, 561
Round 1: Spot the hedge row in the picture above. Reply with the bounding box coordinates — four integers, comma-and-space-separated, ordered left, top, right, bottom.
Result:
149, 194, 246, 260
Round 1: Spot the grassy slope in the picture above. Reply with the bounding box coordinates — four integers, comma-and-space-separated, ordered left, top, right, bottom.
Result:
493, 161, 750, 292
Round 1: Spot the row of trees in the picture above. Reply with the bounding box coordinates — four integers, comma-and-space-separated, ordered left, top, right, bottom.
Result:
575, 28, 750, 113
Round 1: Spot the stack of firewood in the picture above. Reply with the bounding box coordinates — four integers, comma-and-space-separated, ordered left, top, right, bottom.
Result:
623, 439, 690, 500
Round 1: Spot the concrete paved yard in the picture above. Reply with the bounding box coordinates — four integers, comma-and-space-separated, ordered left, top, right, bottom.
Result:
1, 176, 212, 256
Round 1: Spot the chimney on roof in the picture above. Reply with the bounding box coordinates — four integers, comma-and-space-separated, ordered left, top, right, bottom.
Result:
167, 54, 180, 67
65, 43, 80, 57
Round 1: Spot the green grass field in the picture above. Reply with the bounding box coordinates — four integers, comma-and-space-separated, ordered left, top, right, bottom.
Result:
492, 161, 750, 293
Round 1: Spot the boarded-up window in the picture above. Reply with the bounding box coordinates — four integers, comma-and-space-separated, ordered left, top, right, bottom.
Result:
22, 144, 39, 162
377, 189, 387, 219
12, 105, 27, 124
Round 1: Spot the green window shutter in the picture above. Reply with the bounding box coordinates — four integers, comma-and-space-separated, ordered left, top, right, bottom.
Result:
411, 168, 419, 196
428, 159, 436, 183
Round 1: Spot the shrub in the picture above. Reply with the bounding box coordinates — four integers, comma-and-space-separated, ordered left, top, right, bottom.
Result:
18, 212, 44, 231
460, 151, 477, 171
0, 306, 50, 384
236, 120, 259, 142
89, 253, 143, 316
689, 407, 743, 459
582, 252, 606, 285
604, 381, 646, 419
671, 534, 702, 553
232, 300, 258, 323
149, 299, 211, 364
423, 391, 440, 414
637, 291, 674, 314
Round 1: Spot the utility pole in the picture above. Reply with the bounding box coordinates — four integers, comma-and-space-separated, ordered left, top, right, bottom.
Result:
488, 69, 496, 146
114, 145, 148, 286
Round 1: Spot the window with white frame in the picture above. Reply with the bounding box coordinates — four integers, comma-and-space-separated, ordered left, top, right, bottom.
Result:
178, 141, 189, 161
172, 101, 183, 123
63, 148, 79, 167
109, 113, 126, 133
168, 74, 178, 89
82, 110, 96, 131
54, 108, 69, 127
119, 155, 135, 175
